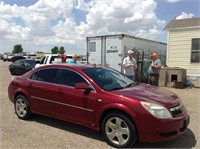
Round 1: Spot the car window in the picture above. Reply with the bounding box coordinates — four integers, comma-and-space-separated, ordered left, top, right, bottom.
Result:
18, 61, 24, 66
14, 60, 22, 65
25, 60, 36, 67
83, 67, 135, 91
40, 56, 45, 64
29, 71, 40, 80
50, 56, 59, 64
29, 68, 59, 83
58, 69, 87, 87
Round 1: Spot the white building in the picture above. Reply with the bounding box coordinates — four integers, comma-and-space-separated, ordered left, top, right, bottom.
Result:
164, 17, 200, 87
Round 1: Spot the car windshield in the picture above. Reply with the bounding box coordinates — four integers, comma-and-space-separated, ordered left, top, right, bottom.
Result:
25, 60, 36, 66
83, 67, 136, 91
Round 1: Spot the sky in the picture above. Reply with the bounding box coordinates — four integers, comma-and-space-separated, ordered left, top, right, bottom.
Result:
0, 0, 199, 55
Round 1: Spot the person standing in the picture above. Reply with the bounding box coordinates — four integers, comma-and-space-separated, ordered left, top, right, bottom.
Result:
68, 54, 77, 63
61, 54, 67, 63
148, 53, 161, 86
123, 50, 137, 81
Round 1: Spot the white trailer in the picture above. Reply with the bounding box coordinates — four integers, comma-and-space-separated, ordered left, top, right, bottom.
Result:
87, 34, 167, 72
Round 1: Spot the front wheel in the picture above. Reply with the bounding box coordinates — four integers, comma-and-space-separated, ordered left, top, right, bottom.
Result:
102, 112, 138, 148
14, 95, 32, 120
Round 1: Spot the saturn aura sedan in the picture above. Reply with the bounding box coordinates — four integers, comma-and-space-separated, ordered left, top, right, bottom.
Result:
8, 64, 190, 148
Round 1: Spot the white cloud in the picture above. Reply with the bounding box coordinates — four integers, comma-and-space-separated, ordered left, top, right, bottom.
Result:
0, 0, 167, 54
176, 12, 194, 20
166, 0, 182, 3
80, 0, 165, 40
75, 0, 89, 12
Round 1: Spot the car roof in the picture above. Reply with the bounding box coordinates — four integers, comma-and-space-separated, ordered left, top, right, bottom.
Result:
12, 55, 24, 58
44, 54, 60, 56
15, 59, 36, 62
36, 63, 101, 70
36, 63, 103, 70
23, 59, 36, 61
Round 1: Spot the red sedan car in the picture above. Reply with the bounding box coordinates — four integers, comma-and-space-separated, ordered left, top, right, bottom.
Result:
8, 64, 190, 148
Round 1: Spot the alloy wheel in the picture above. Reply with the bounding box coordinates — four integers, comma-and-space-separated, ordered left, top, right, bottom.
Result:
105, 116, 130, 145
15, 98, 27, 118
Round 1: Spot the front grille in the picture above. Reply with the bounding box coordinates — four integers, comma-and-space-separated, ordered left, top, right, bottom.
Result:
170, 104, 184, 117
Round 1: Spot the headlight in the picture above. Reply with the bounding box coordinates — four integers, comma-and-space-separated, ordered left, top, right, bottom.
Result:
140, 101, 172, 119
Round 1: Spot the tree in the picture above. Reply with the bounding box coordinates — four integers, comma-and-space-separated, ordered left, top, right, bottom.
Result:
59, 46, 65, 54
51, 46, 59, 54
13, 44, 23, 53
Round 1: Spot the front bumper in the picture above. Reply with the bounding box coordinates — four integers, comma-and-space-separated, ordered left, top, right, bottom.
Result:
137, 113, 190, 142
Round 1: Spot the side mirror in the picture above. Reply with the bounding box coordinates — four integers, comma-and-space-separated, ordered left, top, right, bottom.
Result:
75, 82, 92, 91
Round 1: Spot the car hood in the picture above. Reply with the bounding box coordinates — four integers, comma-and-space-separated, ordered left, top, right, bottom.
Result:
111, 83, 180, 108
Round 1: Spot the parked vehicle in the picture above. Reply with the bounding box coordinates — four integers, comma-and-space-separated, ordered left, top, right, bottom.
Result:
9, 59, 36, 75
3, 54, 13, 62
3, 54, 7, 61
35, 54, 73, 68
8, 64, 189, 148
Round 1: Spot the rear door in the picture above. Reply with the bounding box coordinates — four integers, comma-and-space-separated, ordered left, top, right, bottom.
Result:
27, 68, 59, 116
55, 69, 97, 127
105, 37, 122, 72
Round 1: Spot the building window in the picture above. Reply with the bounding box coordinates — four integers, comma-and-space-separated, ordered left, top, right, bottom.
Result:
191, 38, 200, 63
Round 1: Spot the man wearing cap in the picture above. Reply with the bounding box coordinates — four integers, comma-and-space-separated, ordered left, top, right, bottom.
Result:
148, 53, 161, 86
123, 50, 137, 81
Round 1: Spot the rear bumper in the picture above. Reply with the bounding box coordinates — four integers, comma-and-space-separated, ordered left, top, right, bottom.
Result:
137, 113, 190, 142
8, 84, 15, 103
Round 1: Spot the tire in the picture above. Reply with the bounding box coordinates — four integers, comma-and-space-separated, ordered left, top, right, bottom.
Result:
102, 111, 137, 148
14, 95, 32, 120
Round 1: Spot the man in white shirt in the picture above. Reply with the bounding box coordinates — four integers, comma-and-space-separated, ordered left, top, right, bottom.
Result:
123, 50, 137, 81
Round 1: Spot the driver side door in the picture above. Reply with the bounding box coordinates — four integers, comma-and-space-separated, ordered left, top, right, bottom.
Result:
55, 69, 97, 127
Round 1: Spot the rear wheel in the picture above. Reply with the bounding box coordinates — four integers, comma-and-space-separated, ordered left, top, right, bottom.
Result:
102, 111, 138, 148
14, 95, 32, 120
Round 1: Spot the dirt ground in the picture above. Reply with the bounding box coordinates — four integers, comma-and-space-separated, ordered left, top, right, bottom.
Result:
0, 61, 200, 149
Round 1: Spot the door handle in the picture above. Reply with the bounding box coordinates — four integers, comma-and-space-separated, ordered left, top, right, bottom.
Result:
28, 83, 33, 88
57, 88, 64, 94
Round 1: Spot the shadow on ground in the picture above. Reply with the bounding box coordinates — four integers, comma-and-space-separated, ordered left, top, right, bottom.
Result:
29, 114, 104, 142
135, 129, 196, 148
29, 114, 196, 148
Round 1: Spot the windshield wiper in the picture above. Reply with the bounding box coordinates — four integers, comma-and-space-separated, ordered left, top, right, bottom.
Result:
110, 87, 124, 91
125, 82, 136, 88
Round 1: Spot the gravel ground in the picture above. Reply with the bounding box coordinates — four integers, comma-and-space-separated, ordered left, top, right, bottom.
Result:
0, 61, 200, 149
